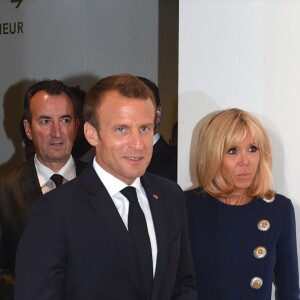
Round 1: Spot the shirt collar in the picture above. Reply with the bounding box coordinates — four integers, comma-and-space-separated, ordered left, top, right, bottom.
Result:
153, 133, 160, 145
92, 157, 142, 197
34, 155, 76, 186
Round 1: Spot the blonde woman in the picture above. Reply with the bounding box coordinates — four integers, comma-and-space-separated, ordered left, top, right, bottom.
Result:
185, 108, 299, 299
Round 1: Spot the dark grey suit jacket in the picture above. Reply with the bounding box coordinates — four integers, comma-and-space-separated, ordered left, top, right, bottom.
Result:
0, 157, 87, 274
15, 164, 196, 300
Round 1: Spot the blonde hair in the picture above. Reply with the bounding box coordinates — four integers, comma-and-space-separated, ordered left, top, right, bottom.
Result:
196, 108, 275, 199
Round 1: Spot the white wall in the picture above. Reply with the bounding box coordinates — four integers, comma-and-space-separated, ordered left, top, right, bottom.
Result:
0, 0, 158, 173
178, 0, 300, 296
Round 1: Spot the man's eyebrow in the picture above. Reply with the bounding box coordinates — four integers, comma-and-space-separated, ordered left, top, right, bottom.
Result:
59, 114, 73, 119
141, 122, 154, 127
38, 115, 51, 119
37, 114, 73, 119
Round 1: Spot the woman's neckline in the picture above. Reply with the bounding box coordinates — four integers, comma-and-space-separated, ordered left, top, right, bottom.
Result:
218, 196, 253, 206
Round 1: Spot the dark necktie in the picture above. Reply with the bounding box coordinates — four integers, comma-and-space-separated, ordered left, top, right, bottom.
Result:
120, 186, 153, 297
50, 174, 64, 187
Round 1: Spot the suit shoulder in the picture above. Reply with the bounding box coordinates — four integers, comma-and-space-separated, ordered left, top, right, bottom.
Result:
144, 172, 181, 189
160, 142, 177, 157
184, 188, 210, 210
274, 193, 293, 203
41, 165, 95, 206
0, 160, 35, 187
46, 174, 84, 198
184, 187, 204, 200
272, 193, 295, 214
75, 159, 88, 175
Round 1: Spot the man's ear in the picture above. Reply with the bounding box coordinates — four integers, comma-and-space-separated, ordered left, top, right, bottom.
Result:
156, 105, 162, 124
23, 119, 33, 140
84, 122, 99, 146
154, 105, 162, 133
75, 118, 80, 129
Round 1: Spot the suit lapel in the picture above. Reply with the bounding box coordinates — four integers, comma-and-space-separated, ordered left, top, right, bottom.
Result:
152, 137, 164, 157
19, 159, 43, 206
75, 159, 88, 175
82, 165, 148, 300
141, 175, 168, 300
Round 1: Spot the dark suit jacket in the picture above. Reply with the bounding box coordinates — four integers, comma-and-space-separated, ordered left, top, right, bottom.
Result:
147, 136, 177, 182
0, 157, 87, 274
15, 164, 196, 300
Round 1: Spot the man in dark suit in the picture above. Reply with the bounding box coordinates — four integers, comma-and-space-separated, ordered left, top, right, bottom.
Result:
0, 80, 86, 279
15, 74, 196, 300
138, 77, 178, 182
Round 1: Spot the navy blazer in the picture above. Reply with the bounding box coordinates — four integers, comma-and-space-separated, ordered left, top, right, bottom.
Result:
0, 157, 87, 274
185, 188, 300, 300
15, 164, 196, 300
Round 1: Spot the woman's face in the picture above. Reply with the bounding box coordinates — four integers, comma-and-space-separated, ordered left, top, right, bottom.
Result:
220, 132, 260, 194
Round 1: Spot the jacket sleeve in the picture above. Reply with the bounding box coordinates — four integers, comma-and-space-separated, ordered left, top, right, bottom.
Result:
274, 198, 300, 299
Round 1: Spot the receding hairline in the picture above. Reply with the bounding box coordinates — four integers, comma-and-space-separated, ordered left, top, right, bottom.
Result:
96, 89, 156, 109
83, 74, 157, 129
29, 90, 76, 112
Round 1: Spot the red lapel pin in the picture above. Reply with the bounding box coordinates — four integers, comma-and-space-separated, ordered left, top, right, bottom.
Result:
153, 194, 159, 199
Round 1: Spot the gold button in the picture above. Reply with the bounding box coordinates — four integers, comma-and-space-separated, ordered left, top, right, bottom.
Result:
253, 246, 267, 259
250, 277, 263, 289
257, 219, 270, 231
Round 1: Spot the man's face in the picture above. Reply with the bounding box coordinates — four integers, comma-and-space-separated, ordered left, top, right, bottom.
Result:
86, 90, 155, 185
24, 90, 78, 171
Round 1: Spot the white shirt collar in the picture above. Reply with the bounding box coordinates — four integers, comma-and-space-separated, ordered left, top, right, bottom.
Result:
92, 157, 142, 196
34, 154, 76, 187
153, 133, 160, 145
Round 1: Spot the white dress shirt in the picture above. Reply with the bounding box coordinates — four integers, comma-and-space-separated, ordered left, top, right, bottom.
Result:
92, 158, 158, 276
34, 155, 76, 194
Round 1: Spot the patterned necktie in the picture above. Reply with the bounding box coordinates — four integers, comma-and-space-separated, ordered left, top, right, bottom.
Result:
50, 174, 64, 187
120, 186, 153, 298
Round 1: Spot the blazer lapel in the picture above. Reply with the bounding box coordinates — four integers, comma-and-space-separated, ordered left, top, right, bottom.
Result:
141, 175, 168, 300
75, 159, 88, 175
19, 159, 43, 206
82, 165, 148, 300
